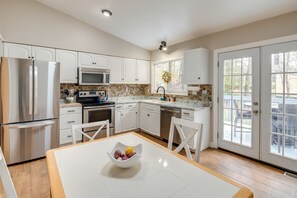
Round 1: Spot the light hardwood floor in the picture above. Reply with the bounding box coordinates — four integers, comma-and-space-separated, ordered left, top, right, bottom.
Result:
1, 132, 297, 198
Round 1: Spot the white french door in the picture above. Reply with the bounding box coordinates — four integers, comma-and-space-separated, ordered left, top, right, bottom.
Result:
218, 48, 260, 159
261, 41, 297, 172
218, 41, 297, 172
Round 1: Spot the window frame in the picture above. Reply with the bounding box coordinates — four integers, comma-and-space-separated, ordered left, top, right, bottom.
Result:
151, 58, 188, 96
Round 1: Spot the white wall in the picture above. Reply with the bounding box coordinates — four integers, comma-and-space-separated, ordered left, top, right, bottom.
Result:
0, 0, 150, 60
151, 10, 297, 80
150, 11, 297, 143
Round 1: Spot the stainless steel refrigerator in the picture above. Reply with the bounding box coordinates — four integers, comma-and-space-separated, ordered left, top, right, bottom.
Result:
0, 57, 60, 164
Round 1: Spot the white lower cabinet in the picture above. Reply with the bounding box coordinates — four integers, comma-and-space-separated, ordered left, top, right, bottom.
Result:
60, 106, 82, 146
140, 103, 160, 137
181, 108, 210, 151
123, 109, 138, 131
115, 103, 139, 134
140, 109, 150, 132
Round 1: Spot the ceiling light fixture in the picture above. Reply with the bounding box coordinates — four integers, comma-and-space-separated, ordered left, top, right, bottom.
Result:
102, 9, 112, 17
159, 41, 167, 51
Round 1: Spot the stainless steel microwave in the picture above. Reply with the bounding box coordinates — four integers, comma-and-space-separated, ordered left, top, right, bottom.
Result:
78, 67, 110, 85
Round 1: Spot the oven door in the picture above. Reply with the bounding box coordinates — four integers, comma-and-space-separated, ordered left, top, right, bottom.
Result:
83, 106, 115, 131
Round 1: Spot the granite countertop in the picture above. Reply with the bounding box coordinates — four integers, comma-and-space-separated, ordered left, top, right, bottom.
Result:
60, 102, 82, 108
110, 97, 211, 111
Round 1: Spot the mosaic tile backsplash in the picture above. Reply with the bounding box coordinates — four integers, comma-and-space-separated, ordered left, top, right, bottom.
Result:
60, 84, 212, 101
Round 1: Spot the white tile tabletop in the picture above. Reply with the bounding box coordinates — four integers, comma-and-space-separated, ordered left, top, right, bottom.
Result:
47, 133, 252, 198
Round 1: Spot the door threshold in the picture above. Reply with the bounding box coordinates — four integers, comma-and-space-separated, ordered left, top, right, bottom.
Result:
284, 172, 297, 180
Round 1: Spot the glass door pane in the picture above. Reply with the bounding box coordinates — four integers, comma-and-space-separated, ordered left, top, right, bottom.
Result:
261, 41, 297, 172
219, 48, 260, 159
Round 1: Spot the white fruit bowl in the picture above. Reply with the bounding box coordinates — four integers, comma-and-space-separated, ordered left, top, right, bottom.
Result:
107, 142, 142, 168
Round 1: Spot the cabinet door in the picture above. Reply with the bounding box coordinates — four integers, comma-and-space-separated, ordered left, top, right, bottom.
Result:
4, 43, 31, 59
182, 48, 209, 84
122, 109, 137, 132
32, 46, 55, 61
137, 60, 150, 84
60, 129, 82, 145
109, 57, 124, 83
115, 110, 123, 134
94, 55, 108, 68
78, 52, 94, 67
56, 50, 78, 83
140, 109, 150, 132
150, 112, 160, 137
124, 58, 137, 83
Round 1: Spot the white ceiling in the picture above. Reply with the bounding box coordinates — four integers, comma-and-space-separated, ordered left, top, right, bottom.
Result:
37, 0, 297, 50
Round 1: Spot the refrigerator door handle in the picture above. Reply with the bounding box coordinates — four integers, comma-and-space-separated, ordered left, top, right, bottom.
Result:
6, 120, 55, 129
29, 66, 33, 115
34, 66, 38, 115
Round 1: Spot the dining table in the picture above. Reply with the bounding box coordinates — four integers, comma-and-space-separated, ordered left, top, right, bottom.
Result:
46, 132, 253, 198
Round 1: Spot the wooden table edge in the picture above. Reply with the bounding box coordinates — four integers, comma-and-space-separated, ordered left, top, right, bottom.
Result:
46, 132, 253, 198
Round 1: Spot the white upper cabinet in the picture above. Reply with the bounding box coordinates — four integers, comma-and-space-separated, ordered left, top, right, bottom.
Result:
4, 43, 56, 62
32, 46, 55, 61
94, 54, 109, 68
109, 56, 124, 83
124, 58, 137, 83
182, 48, 210, 84
110, 57, 150, 84
56, 50, 78, 83
137, 60, 150, 84
78, 52, 108, 68
4, 43, 32, 59
78, 52, 93, 67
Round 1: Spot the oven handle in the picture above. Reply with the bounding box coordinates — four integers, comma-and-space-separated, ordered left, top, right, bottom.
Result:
83, 105, 115, 110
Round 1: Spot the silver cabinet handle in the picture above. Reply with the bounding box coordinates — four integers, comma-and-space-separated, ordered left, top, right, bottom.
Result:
183, 112, 190, 115
67, 135, 72, 138
34, 66, 38, 115
67, 121, 75, 123
147, 114, 150, 116
29, 66, 33, 115
253, 110, 259, 114
67, 110, 75, 113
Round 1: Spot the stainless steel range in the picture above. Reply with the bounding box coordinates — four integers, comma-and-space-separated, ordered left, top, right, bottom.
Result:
76, 91, 115, 141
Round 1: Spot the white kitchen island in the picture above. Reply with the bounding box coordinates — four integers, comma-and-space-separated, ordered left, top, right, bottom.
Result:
46, 132, 252, 198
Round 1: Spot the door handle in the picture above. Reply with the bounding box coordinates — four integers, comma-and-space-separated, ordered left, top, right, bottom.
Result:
29, 66, 33, 115
6, 120, 55, 129
34, 66, 38, 115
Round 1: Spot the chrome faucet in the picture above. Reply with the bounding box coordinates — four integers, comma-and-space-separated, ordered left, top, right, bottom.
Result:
156, 86, 166, 101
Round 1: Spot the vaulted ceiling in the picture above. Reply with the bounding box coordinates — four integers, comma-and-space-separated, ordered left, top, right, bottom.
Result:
37, 0, 297, 50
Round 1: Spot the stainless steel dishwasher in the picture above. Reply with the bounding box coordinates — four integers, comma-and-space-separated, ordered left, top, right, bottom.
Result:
160, 106, 181, 144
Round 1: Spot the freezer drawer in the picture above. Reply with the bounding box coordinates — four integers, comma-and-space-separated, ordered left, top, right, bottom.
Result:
2, 119, 58, 164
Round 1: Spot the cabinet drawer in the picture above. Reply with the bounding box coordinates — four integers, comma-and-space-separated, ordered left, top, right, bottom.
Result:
115, 105, 123, 110
60, 129, 82, 145
149, 104, 160, 113
60, 107, 82, 115
182, 109, 194, 120
123, 103, 138, 109
140, 103, 160, 112
60, 114, 82, 129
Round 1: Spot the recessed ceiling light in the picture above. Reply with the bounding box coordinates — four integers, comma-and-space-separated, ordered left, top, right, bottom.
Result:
102, 9, 112, 17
